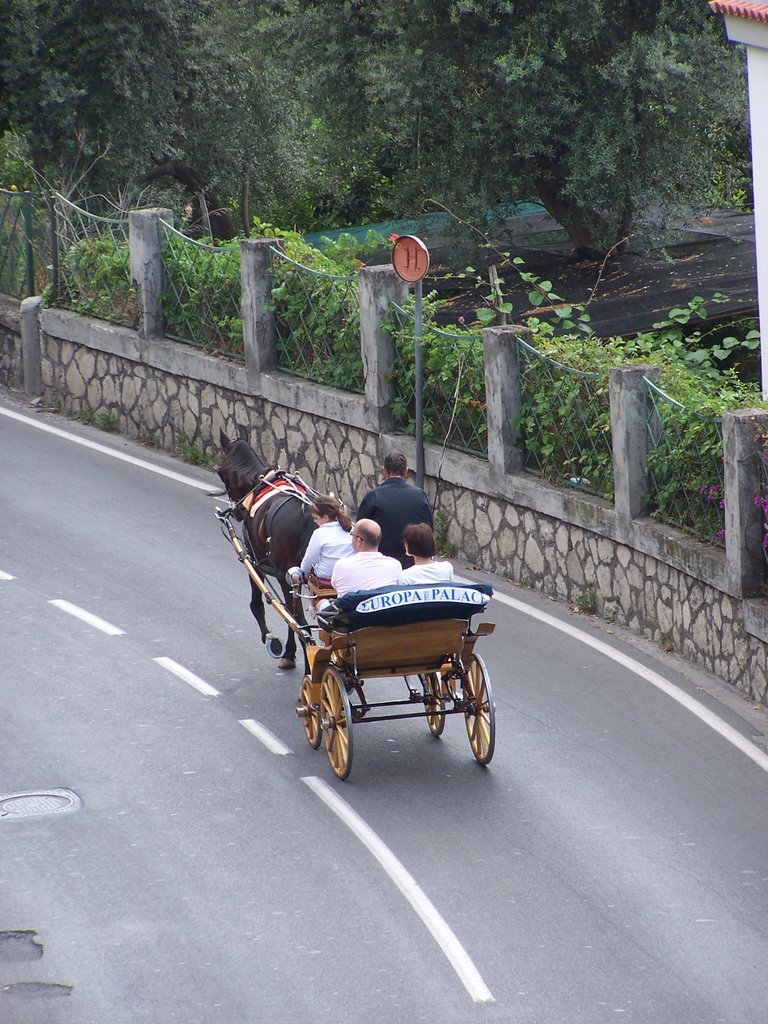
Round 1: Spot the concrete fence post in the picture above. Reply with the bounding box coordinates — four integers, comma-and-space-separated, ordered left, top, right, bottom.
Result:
609, 364, 660, 521
129, 208, 173, 340
723, 409, 768, 597
482, 325, 527, 476
20, 295, 42, 396
241, 237, 281, 383
359, 265, 408, 433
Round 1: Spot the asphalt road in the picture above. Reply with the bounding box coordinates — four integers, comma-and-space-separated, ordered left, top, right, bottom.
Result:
2, 392, 768, 1024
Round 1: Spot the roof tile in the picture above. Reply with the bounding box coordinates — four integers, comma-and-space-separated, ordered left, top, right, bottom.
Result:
709, 1, 768, 22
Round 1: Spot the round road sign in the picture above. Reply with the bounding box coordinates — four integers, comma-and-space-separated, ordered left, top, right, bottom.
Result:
391, 235, 430, 283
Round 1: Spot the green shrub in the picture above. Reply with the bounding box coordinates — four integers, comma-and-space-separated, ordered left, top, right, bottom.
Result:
55, 234, 138, 327
253, 220, 386, 392
160, 235, 242, 356
384, 291, 488, 456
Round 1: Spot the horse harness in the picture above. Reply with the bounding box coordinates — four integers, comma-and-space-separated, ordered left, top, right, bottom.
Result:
241, 471, 313, 518
238, 469, 316, 573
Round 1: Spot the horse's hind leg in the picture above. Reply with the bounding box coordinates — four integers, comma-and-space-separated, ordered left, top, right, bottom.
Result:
278, 608, 297, 670
279, 630, 298, 670
276, 582, 301, 670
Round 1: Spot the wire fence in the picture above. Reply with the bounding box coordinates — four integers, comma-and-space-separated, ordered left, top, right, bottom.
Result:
389, 304, 487, 457
516, 336, 614, 498
0, 189, 43, 300
50, 193, 138, 328
159, 222, 242, 359
644, 378, 725, 545
0, 198, 746, 555
270, 246, 364, 393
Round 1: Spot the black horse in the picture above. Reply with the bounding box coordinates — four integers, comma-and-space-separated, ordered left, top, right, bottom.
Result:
215, 430, 316, 669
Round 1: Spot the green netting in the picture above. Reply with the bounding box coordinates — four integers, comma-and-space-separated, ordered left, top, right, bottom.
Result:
644, 379, 725, 545
516, 337, 614, 498
270, 246, 363, 393
0, 189, 37, 299
160, 223, 242, 359
389, 304, 487, 457
51, 194, 137, 328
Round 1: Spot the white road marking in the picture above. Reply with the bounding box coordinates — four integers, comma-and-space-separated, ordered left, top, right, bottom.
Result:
0, 569, 15, 580
0, 406, 212, 491
153, 656, 219, 696
303, 775, 495, 1004
49, 599, 125, 635
239, 719, 292, 755
487, 587, 768, 776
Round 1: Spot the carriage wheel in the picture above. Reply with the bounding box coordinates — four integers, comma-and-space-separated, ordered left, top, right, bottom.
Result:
462, 653, 496, 765
298, 675, 322, 749
320, 667, 354, 780
421, 673, 446, 737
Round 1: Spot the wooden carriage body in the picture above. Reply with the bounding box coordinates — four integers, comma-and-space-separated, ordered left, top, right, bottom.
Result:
297, 583, 497, 779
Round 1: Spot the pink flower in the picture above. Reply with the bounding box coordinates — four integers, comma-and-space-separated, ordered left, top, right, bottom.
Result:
389, 233, 399, 243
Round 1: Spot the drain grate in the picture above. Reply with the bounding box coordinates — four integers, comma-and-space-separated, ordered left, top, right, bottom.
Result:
0, 789, 81, 820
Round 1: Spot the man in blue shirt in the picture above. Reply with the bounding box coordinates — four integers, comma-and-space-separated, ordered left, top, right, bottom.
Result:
356, 452, 433, 568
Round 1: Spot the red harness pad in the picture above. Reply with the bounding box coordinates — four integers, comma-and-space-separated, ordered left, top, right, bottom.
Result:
242, 477, 308, 517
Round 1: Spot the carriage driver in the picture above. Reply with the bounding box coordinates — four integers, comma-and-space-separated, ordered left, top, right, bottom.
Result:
288, 495, 354, 589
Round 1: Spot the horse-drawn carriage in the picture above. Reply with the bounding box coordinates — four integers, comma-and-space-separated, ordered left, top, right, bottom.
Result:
214, 432, 496, 780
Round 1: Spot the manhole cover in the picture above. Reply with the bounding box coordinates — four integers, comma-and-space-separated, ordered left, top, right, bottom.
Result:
0, 789, 80, 819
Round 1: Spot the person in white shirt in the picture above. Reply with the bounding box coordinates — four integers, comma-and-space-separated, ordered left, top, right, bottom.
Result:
397, 523, 454, 584
290, 495, 354, 587
330, 519, 401, 597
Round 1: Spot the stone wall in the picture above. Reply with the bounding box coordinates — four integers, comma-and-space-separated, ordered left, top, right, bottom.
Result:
2, 300, 765, 705
0, 296, 22, 390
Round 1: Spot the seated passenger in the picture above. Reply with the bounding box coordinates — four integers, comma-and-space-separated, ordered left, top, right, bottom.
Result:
330, 518, 402, 597
397, 523, 454, 584
290, 495, 354, 589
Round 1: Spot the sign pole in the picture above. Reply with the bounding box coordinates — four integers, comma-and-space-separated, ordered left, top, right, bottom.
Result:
414, 278, 424, 489
390, 235, 430, 491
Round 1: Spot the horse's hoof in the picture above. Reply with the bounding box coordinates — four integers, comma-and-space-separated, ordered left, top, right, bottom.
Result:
278, 657, 296, 670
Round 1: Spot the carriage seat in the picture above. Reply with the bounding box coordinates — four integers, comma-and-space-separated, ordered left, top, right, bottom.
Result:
307, 572, 336, 600
316, 581, 493, 634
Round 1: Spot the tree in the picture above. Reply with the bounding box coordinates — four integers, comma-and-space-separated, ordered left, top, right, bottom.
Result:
1, 1, 208, 187
0, 0, 305, 236
268, 0, 749, 257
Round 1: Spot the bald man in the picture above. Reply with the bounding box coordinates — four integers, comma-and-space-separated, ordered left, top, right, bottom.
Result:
330, 518, 402, 596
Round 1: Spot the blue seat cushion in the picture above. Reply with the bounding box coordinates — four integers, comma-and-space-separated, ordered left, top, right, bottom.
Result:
317, 582, 493, 633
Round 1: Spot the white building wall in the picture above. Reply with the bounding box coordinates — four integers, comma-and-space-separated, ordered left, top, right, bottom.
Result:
745, 45, 768, 394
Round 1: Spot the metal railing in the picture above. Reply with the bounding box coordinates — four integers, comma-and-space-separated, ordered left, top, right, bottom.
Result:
516, 336, 614, 498
644, 378, 725, 545
270, 247, 363, 393
389, 305, 487, 457
49, 194, 137, 328
160, 223, 242, 358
